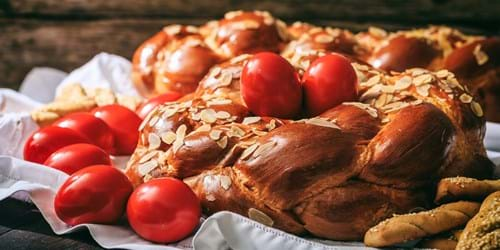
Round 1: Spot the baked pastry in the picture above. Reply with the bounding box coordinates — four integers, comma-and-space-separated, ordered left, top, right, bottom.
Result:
31, 84, 142, 126
456, 191, 500, 250
435, 177, 500, 204
126, 10, 494, 241
133, 15, 500, 121
364, 201, 480, 247
417, 230, 462, 250
132, 11, 289, 97
357, 26, 500, 122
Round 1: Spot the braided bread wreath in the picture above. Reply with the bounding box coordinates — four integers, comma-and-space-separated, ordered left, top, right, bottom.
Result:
126, 11, 495, 240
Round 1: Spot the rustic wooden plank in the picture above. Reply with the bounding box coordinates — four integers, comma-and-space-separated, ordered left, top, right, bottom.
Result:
0, 17, 495, 90
0, 198, 102, 249
2, 0, 500, 24
0, 18, 201, 90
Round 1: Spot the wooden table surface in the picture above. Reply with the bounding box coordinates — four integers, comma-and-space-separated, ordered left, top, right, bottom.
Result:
0, 198, 104, 250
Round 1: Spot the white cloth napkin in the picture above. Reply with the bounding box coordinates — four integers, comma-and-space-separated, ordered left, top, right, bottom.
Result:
0, 53, 498, 250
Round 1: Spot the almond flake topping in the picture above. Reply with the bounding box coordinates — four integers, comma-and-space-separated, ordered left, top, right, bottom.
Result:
436, 69, 451, 78
413, 74, 433, 86
139, 151, 158, 164
207, 98, 232, 106
210, 67, 221, 78
216, 136, 228, 149
360, 84, 383, 101
206, 194, 216, 201
383, 102, 410, 113
163, 25, 181, 36
248, 208, 274, 227
160, 131, 177, 144
416, 84, 431, 97
148, 133, 161, 149
459, 93, 473, 103
172, 124, 187, 152
241, 143, 259, 160
138, 159, 158, 177
209, 130, 222, 140
230, 54, 251, 64
243, 116, 261, 125
148, 115, 159, 127
229, 126, 246, 137
196, 124, 212, 132
217, 72, 233, 87
220, 175, 232, 190
266, 119, 276, 130
470, 101, 484, 117
368, 27, 387, 38
162, 106, 179, 118
224, 10, 243, 19
342, 102, 378, 118
315, 34, 334, 44
410, 68, 427, 77
305, 117, 340, 129
394, 76, 412, 90
254, 141, 276, 157
363, 75, 381, 87
216, 111, 231, 119
200, 109, 217, 123
473, 45, 489, 65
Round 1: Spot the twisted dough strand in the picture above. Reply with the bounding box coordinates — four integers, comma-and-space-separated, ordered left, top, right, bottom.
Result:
364, 201, 480, 247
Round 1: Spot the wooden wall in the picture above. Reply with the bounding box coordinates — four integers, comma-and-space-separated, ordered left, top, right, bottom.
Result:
1, 0, 499, 90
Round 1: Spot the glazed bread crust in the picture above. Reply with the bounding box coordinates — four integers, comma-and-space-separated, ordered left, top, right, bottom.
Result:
128, 11, 495, 240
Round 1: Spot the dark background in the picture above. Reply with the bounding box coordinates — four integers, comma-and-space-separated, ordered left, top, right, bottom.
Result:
1, 0, 499, 90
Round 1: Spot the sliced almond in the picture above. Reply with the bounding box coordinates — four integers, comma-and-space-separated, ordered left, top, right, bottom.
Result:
248, 208, 274, 227
229, 125, 246, 137
207, 98, 232, 106
230, 54, 251, 64
160, 131, 177, 144
306, 117, 340, 129
436, 69, 450, 78
148, 115, 159, 127
254, 141, 276, 157
314, 34, 334, 44
375, 93, 388, 108
459, 93, 473, 103
196, 124, 212, 132
217, 72, 233, 87
148, 133, 161, 150
473, 45, 489, 65
394, 76, 412, 90
162, 106, 179, 118
216, 136, 228, 149
206, 194, 216, 201
265, 119, 276, 130
243, 116, 261, 125
138, 159, 158, 177
416, 84, 431, 97
413, 74, 433, 86
470, 101, 484, 117
216, 111, 231, 119
200, 109, 217, 123
220, 175, 232, 190
363, 75, 381, 87
360, 84, 383, 101
139, 151, 158, 164
209, 130, 222, 140
241, 144, 259, 160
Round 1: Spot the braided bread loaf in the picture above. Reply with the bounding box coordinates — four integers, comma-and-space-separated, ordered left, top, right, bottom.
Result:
126, 11, 495, 240
133, 11, 500, 121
